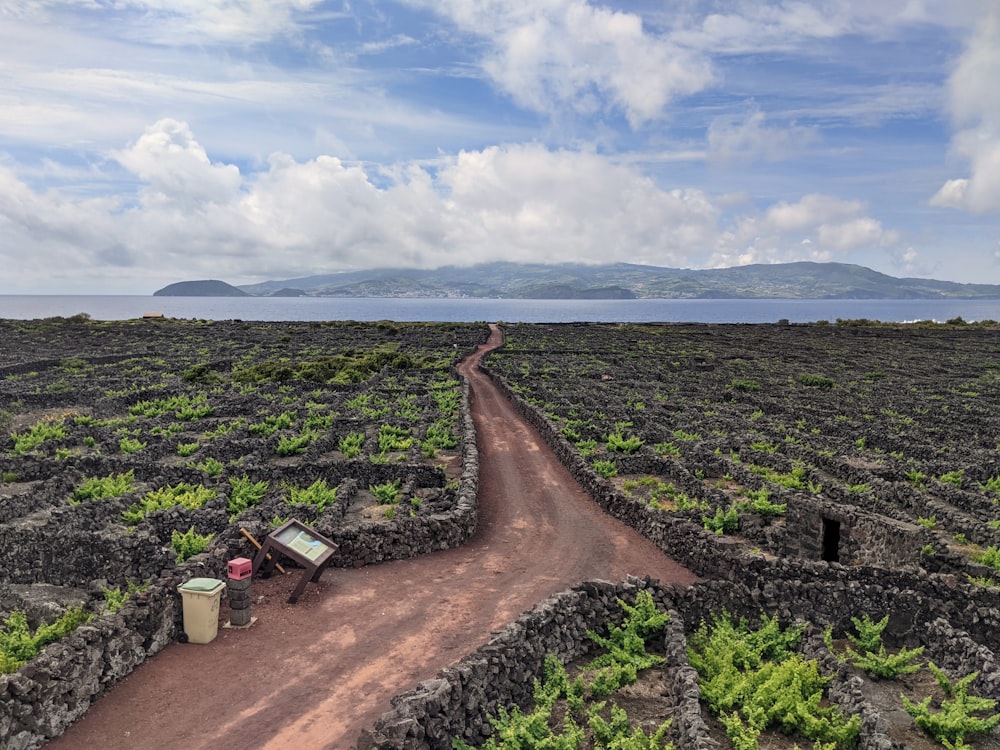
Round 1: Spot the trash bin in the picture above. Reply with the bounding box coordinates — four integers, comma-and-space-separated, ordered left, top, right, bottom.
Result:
177, 577, 225, 644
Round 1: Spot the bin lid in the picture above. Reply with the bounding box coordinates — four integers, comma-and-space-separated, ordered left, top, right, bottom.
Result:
179, 577, 224, 592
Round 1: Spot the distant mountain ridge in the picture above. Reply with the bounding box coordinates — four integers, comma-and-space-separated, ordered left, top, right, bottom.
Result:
154, 262, 1000, 299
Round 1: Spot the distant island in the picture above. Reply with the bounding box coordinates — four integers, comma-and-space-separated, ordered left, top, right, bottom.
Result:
153, 261, 1000, 300
154, 280, 248, 297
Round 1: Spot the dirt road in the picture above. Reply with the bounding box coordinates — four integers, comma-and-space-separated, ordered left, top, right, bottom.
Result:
47, 324, 697, 750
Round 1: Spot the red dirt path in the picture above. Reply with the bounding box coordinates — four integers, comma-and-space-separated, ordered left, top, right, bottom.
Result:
46, 324, 698, 750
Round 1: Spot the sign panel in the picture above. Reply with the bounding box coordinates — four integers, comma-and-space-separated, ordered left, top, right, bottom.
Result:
251, 519, 339, 603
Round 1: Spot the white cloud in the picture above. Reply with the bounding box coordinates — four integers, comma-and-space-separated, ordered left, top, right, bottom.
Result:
710, 193, 900, 267
931, 2, 1000, 213
707, 105, 818, 164
0, 121, 726, 291
114, 119, 242, 208
405, 0, 715, 126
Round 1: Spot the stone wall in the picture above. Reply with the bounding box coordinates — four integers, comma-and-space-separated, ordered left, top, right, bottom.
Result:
341, 365, 1000, 748
357, 571, 1000, 750
0, 379, 480, 750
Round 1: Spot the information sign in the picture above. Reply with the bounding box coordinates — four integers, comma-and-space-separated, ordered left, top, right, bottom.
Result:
251, 519, 339, 603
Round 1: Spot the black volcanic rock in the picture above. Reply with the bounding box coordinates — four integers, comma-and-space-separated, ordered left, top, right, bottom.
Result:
153, 280, 249, 297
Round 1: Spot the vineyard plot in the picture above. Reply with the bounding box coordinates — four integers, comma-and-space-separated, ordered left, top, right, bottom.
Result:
485, 322, 1000, 582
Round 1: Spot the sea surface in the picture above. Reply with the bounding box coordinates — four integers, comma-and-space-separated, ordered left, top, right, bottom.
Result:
3, 295, 1000, 324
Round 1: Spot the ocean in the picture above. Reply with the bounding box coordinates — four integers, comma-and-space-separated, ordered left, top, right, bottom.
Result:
2, 295, 1000, 324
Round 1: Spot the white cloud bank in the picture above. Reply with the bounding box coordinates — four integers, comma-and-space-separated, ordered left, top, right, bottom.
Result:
711, 194, 900, 268
930, 3, 1000, 213
404, 0, 714, 126
0, 119, 905, 293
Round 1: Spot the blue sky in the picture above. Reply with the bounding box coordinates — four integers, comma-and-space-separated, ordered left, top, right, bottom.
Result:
1, 0, 999, 294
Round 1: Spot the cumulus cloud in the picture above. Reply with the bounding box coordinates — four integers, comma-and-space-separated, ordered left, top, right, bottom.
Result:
405, 0, 714, 126
710, 193, 900, 267
931, 2, 1000, 213
0, 121, 727, 290
114, 119, 242, 208
707, 105, 819, 164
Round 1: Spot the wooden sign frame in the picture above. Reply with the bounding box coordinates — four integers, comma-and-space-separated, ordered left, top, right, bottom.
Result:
251, 519, 339, 603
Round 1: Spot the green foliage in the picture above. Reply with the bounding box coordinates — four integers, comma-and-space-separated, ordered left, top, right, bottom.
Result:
728, 379, 761, 392
248, 410, 297, 436
286, 478, 339, 512
423, 420, 458, 453
593, 459, 618, 478
826, 614, 925, 680
370, 478, 402, 503
939, 469, 965, 488
846, 614, 887, 654
182, 362, 222, 384
102, 580, 149, 613
917, 515, 937, 530
177, 441, 200, 457
653, 441, 681, 458
11, 419, 67, 454
339, 431, 365, 458
797, 373, 836, 388
0, 606, 93, 674
605, 431, 643, 454
227, 475, 269, 519
171, 526, 214, 563
190, 456, 225, 476
980, 475, 1000, 494
275, 431, 313, 456
902, 663, 1000, 748
119, 436, 146, 454
232, 346, 429, 385
973, 546, 1000, 570
748, 463, 821, 493
736, 488, 786, 517
71, 470, 134, 503
703, 505, 740, 535
453, 593, 673, 750
130, 394, 213, 421
378, 423, 414, 452
688, 611, 857, 749
122, 482, 215, 525
671, 428, 701, 442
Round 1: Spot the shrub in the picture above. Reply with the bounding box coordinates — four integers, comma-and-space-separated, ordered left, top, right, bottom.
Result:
227, 475, 269, 519
703, 506, 740, 534
276, 431, 313, 456
837, 614, 925, 679
71, 470, 135, 503
339, 431, 365, 458
797, 373, 836, 388
190, 456, 225, 476
286, 479, 338, 512
605, 430, 643, 453
370, 478, 401, 503
119, 436, 146, 454
902, 663, 1000, 748
689, 611, 858, 749
592, 459, 618, 478
122, 482, 214, 525
177, 441, 200, 457
171, 527, 214, 563
1, 607, 93, 674
11, 420, 67, 454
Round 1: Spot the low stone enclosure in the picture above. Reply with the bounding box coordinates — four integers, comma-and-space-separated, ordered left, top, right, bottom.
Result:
359, 322, 1000, 748
6, 319, 1000, 749
0, 318, 488, 749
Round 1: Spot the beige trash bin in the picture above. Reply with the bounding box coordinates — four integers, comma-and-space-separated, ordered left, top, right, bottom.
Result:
177, 577, 225, 644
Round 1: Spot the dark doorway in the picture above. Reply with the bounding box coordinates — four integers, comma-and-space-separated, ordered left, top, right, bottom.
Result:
822, 518, 841, 562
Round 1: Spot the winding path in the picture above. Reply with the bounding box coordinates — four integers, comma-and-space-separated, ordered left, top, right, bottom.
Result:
47, 324, 697, 750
